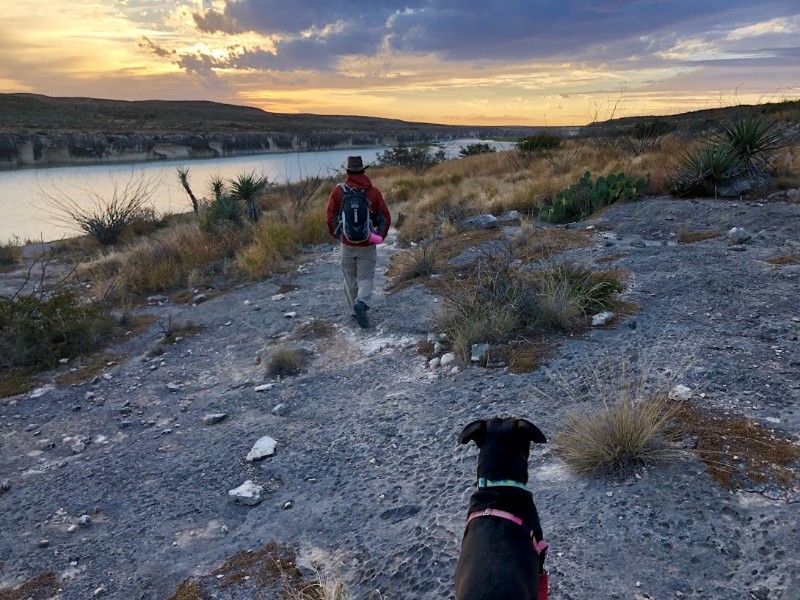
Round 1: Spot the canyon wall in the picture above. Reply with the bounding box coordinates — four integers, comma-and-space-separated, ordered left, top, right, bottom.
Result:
0, 130, 460, 168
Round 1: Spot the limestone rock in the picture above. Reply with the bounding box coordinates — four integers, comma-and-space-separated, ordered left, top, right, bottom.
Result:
461, 214, 498, 230
246, 436, 277, 461
228, 480, 263, 506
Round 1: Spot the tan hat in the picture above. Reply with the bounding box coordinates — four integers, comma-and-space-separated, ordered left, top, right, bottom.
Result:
344, 156, 367, 172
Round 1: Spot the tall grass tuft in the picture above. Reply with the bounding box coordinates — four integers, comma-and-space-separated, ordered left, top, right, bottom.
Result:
548, 352, 692, 476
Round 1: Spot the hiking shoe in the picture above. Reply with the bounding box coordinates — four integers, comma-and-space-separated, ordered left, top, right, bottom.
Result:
353, 300, 369, 329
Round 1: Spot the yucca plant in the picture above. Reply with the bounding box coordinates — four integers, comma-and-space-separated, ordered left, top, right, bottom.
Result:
670, 142, 741, 197
716, 113, 787, 177
230, 172, 270, 223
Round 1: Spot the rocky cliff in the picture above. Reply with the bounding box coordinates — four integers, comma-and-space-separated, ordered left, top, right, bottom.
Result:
0, 130, 460, 168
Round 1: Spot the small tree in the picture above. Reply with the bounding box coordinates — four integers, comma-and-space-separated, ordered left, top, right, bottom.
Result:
176, 167, 200, 214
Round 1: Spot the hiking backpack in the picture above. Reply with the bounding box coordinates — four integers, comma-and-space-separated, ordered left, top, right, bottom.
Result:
338, 183, 372, 243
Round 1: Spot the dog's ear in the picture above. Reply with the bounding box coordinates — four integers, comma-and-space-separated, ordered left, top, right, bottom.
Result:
514, 419, 547, 444
458, 420, 487, 446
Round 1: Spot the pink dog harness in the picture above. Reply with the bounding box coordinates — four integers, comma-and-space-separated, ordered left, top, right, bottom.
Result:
466, 508, 550, 599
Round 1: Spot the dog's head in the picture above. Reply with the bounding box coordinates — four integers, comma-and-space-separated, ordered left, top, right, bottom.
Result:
459, 417, 547, 484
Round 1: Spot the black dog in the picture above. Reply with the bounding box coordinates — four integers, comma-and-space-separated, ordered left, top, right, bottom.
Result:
454, 417, 548, 600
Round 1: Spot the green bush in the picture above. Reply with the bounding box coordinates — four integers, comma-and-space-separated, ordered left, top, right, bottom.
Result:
375, 144, 447, 173
540, 171, 647, 223
458, 143, 496, 157
200, 195, 244, 233
516, 133, 562, 153
0, 291, 115, 370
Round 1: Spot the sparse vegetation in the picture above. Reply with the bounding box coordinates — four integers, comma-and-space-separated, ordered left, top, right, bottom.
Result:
0, 290, 115, 370
266, 345, 307, 378
0, 237, 22, 268
40, 170, 162, 245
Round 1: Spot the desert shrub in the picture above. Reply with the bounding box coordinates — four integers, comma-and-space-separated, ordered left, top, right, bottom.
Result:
459, 143, 496, 157
0, 237, 22, 267
201, 195, 244, 233
41, 170, 161, 245
539, 171, 647, 223
533, 262, 622, 330
517, 133, 562, 154
266, 346, 306, 378
375, 144, 447, 173
435, 250, 539, 360
435, 297, 519, 362
0, 291, 115, 370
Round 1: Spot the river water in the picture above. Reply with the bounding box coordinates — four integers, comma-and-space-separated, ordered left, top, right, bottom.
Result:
0, 140, 513, 244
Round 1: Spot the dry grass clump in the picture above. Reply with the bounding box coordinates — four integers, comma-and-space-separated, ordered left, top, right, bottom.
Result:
167, 541, 353, 600
293, 318, 337, 340
549, 353, 691, 476
675, 226, 724, 244
0, 237, 22, 269
386, 239, 442, 287
556, 396, 682, 476
266, 345, 307, 378
79, 223, 242, 300
509, 223, 595, 263
532, 262, 624, 331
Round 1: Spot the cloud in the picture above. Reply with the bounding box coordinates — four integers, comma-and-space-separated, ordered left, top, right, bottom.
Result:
192, 9, 248, 35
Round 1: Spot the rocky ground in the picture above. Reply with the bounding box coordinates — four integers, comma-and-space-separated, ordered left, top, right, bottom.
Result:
1, 196, 799, 599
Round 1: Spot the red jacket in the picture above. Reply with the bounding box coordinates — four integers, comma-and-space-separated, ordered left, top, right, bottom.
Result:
326, 173, 391, 247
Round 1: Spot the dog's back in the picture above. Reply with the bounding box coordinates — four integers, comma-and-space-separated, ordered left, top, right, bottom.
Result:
455, 493, 542, 599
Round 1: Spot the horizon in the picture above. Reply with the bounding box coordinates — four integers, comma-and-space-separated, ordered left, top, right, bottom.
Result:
2, 2, 799, 127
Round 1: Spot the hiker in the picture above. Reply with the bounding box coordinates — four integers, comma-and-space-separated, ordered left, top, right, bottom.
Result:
326, 155, 391, 329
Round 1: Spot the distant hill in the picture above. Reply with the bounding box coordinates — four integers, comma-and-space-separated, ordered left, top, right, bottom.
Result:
0, 93, 525, 136
584, 99, 800, 136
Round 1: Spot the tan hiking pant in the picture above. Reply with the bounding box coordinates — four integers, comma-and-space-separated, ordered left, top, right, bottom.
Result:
340, 244, 377, 312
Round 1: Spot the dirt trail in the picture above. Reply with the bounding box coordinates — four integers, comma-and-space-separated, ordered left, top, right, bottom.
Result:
1, 197, 799, 599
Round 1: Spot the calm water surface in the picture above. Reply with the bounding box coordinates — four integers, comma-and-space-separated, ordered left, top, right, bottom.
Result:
0, 140, 512, 243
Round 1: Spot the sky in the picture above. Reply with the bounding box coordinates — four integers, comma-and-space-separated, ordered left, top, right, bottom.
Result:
1, 0, 798, 126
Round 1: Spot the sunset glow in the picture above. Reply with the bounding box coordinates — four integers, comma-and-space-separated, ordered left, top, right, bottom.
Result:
1, 0, 798, 125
